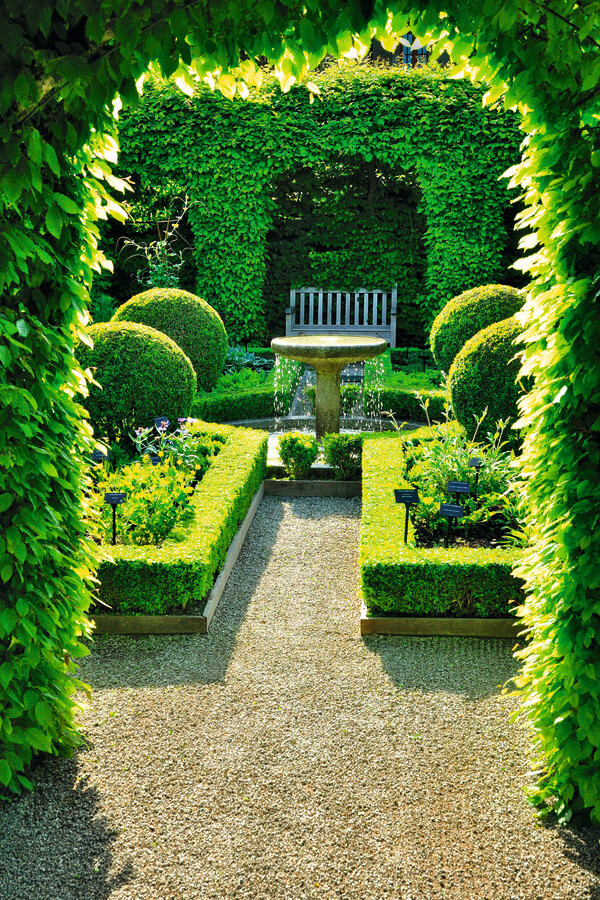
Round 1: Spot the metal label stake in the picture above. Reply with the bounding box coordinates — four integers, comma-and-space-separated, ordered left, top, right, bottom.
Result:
394, 488, 419, 544
439, 502, 464, 548
104, 492, 127, 545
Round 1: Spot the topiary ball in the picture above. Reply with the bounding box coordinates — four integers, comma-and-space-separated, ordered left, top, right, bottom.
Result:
448, 317, 523, 436
429, 284, 524, 373
77, 321, 196, 442
112, 288, 228, 391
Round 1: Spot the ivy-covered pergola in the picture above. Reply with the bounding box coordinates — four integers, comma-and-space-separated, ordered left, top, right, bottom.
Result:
1, 0, 599, 825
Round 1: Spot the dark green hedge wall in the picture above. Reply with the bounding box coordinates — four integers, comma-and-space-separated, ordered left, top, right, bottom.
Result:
108, 66, 522, 342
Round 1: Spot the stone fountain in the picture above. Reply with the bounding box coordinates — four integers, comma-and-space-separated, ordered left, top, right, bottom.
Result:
271, 334, 387, 439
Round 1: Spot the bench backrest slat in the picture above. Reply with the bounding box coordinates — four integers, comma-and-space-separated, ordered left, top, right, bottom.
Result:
287, 286, 397, 346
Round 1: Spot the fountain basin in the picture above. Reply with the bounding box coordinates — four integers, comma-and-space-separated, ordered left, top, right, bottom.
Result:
271, 334, 387, 439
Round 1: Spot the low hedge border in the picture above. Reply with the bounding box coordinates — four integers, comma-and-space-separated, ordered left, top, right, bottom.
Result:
364, 352, 447, 423
360, 434, 524, 618
193, 358, 302, 422
95, 423, 268, 615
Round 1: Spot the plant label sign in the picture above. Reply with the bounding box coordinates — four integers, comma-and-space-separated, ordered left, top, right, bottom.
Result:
395, 488, 419, 544
469, 457, 483, 469
91, 449, 107, 463
440, 502, 464, 548
439, 503, 464, 518
395, 488, 419, 505
104, 492, 127, 506
447, 481, 470, 495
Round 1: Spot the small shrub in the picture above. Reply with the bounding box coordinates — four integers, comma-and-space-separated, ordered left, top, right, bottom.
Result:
322, 433, 363, 480
278, 432, 319, 479
429, 284, 524, 373
112, 287, 228, 391
76, 321, 196, 443
92, 456, 194, 546
448, 317, 523, 436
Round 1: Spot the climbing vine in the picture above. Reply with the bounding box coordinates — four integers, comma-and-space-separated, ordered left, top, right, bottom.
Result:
111, 65, 521, 341
1, 0, 600, 829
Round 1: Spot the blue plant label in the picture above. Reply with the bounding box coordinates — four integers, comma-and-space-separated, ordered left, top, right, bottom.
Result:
104, 492, 127, 505
154, 416, 169, 431
469, 457, 484, 468
395, 488, 419, 504
91, 449, 107, 462
439, 503, 464, 518
447, 480, 470, 494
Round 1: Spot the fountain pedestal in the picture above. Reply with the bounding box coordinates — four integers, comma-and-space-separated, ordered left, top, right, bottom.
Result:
271, 335, 387, 439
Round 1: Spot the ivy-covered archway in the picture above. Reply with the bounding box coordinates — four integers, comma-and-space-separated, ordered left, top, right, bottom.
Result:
1, 1, 600, 827
115, 66, 521, 341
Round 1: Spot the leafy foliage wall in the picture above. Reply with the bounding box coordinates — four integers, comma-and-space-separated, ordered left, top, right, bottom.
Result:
112, 66, 521, 342
1, 0, 600, 828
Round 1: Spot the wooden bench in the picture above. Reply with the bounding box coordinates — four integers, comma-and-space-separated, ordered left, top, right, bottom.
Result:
286, 286, 397, 347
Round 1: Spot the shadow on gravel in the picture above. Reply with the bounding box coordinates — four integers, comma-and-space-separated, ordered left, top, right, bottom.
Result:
362, 633, 520, 700
542, 820, 600, 897
0, 755, 133, 900
78, 500, 285, 690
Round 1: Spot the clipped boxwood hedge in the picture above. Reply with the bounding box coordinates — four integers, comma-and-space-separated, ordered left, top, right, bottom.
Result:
448, 316, 523, 435
193, 358, 302, 422
429, 284, 524, 373
112, 288, 228, 391
77, 321, 196, 442
360, 435, 524, 618
363, 351, 446, 423
95, 423, 267, 614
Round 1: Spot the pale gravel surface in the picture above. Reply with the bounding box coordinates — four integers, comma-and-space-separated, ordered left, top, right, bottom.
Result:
2, 496, 600, 900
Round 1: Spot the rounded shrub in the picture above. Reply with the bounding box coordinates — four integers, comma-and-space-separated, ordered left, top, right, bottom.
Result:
77, 321, 196, 442
429, 284, 524, 373
448, 317, 523, 435
112, 288, 228, 391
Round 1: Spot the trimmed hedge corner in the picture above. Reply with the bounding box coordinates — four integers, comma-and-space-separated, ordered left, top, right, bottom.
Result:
360, 435, 524, 618
95, 423, 267, 614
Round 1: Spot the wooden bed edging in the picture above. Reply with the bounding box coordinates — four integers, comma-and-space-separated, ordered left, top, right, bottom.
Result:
91, 483, 265, 636
360, 603, 521, 638
264, 479, 361, 497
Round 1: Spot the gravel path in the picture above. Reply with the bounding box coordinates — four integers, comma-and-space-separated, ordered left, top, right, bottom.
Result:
2, 496, 600, 900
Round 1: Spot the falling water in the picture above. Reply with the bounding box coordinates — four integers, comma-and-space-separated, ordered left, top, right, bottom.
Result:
363, 354, 386, 430
273, 355, 304, 430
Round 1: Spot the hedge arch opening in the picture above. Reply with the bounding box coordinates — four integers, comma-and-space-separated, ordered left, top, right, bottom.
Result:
114, 66, 523, 343
263, 157, 427, 341
3, 0, 600, 827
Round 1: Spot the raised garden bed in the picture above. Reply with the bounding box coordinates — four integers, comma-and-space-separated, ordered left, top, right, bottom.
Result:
91, 424, 267, 628
359, 434, 523, 636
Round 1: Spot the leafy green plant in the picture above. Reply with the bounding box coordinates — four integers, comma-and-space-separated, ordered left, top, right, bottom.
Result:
119, 195, 195, 289
225, 346, 273, 373
132, 417, 222, 482
322, 433, 363, 480
90, 292, 117, 324
92, 456, 194, 546
278, 432, 319, 479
